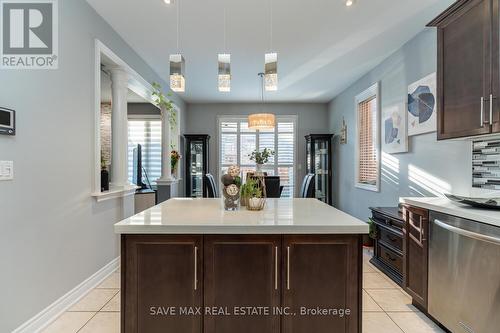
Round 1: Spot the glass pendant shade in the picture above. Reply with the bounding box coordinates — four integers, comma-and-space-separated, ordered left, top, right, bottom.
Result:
264, 52, 278, 91
169, 54, 185, 92
218, 54, 231, 92
248, 113, 276, 130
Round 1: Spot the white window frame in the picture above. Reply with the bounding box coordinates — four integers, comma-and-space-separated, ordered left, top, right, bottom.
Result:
354, 82, 381, 192
217, 115, 298, 197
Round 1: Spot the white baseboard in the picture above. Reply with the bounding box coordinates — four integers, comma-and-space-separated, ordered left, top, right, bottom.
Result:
12, 257, 120, 333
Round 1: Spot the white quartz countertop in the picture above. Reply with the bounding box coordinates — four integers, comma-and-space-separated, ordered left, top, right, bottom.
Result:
400, 197, 500, 227
114, 198, 369, 234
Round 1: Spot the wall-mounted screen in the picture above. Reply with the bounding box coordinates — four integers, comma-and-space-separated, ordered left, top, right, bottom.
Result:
0, 107, 15, 135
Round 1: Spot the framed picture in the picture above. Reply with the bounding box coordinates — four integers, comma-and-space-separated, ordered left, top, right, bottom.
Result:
407, 72, 437, 136
382, 102, 408, 154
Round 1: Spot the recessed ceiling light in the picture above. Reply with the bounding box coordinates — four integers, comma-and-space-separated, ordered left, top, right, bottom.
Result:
164, 0, 172, 4
345, 0, 354, 6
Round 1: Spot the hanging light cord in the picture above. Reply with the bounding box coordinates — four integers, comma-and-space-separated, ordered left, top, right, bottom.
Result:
176, 0, 180, 52
269, 0, 273, 51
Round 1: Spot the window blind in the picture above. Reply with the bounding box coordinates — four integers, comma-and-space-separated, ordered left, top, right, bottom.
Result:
219, 117, 296, 197
128, 120, 162, 184
357, 97, 378, 185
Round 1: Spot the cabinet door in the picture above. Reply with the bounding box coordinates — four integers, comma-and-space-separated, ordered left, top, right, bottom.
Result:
437, 0, 492, 139
402, 206, 429, 310
491, 0, 500, 133
282, 235, 361, 333
122, 235, 202, 333
204, 235, 281, 333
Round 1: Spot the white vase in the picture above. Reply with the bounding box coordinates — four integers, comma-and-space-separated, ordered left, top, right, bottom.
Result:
256, 163, 264, 175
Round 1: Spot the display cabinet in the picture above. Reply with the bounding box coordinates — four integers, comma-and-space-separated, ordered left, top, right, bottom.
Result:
184, 135, 210, 198
305, 134, 333, 205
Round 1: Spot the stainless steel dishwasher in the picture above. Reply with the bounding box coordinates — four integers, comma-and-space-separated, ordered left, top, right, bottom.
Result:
429, 211, 500, 333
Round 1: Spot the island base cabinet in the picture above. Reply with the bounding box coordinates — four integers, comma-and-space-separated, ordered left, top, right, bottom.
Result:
203, 235, 281, 333
121, 235, 203, 333
282, 235, 362, 333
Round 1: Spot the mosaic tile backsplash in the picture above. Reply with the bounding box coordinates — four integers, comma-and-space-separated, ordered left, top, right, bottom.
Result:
473, 139, 500, 190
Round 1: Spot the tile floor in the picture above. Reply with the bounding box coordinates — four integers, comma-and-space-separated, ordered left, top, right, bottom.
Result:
41, 248, 445, 333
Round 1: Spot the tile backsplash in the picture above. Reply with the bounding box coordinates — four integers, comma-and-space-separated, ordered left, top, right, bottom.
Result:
473, 139, 500, 190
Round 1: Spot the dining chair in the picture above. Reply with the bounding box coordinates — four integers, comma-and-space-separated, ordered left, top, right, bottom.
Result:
204, 173, 219, 198
299, 173, 315, 198
264, 176, 281, 198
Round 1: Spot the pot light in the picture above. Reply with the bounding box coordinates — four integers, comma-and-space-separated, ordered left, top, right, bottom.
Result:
345, 0, 354, 6
264, 53, 278, 91
218, 54, 231, 92
169, 54, 185, 92
164, 0, 172, 4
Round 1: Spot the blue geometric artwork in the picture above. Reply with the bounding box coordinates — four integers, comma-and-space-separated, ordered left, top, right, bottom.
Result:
383, 103, 408, 154
407, 73, 437, 136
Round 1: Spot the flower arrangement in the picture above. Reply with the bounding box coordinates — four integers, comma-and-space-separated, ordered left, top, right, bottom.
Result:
248, 148, 275, 165
171, 150, 181, 171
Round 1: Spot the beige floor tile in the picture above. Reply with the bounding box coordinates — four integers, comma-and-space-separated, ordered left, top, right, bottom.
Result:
365, 289, 417, 312
363, 290, 383, 312
388, 312, 445, 333
363, 262, 375, 273
101, 292, 120, 312
363, 272, 396, 289
97, 272, 120, 289
79, 312, 120, 333
41, 312, 95, 333
69, 289, 118, 312
363, 312, 403, 333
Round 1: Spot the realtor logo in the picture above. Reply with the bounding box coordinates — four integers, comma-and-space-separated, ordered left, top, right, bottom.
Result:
1, 0, 58, 69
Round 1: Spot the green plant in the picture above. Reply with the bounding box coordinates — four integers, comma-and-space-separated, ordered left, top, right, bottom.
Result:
241, 178, 263, 198
152, 82, 177, 129
368, 218, 377, 239
248, 148, 275, 165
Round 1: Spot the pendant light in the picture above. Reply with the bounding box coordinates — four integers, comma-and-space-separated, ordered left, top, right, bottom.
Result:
170, 0, 185, 92
248, 73, 276, 130
218, 5, 231, 92
264, 0, 277, 91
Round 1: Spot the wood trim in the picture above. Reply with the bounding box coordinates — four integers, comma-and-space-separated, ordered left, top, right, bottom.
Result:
427, 0, 473, 26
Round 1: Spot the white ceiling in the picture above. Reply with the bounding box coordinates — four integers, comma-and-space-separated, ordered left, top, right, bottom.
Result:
87, 0, 454, 103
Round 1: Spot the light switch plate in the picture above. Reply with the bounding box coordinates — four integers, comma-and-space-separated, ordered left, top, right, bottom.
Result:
0, 161, 13, 181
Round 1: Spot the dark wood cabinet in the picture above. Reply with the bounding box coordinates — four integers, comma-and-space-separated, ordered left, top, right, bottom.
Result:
402, 205, 429, 311
121, 235, 203, 333
184, 135, 210, 198
369, 207, 404, 286
429, 0, 500, 139
204, 235, 281, 333
282, 235, 361, 333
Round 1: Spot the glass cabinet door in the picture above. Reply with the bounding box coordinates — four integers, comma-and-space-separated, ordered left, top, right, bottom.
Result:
190, 141, 204, 197
314, 139, 329, 203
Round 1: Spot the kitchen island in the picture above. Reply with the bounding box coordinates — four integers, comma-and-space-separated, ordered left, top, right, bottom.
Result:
115, 198, 368, 333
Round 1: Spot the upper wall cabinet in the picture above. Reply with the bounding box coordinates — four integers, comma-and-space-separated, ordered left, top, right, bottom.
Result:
428, 0, 500, 139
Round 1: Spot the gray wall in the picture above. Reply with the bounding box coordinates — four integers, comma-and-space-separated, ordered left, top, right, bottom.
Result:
186, 103, 330, 194
328, 29, 472, 221
0, 0, 185, 331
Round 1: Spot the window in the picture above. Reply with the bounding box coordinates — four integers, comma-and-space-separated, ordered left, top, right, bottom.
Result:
355, 83, 380, 192
219, 116, 296, 197
128, 118, 162, 185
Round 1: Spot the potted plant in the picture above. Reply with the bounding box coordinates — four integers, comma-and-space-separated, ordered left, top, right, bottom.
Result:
244, 178, 265, 211
248, 148, 275, 174
171, 150, 181, 175
152, 82, 177, 129
364, 218, 377, 247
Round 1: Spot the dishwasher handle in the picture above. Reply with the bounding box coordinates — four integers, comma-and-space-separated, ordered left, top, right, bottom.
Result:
434, 219, 500, 246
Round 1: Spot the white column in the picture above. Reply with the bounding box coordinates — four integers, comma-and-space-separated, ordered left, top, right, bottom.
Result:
157, 106, 174, 182
110, 67, 130, 187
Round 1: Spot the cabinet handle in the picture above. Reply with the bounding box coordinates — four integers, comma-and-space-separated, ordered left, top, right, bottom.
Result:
490, 94, 494, 125
274, 246, 278, 290
481, 97, 485, 127
286, 246, 290, 290
194, 246, 198, 291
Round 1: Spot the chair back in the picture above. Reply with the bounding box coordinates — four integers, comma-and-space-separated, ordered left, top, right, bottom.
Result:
299, 173, 315, 198
264, 176, 281, 198
205, 173, 218, 198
